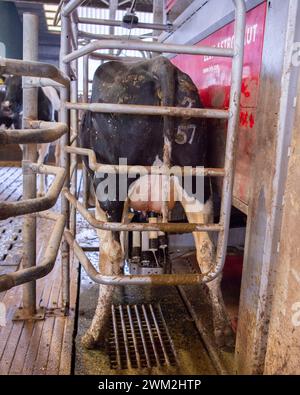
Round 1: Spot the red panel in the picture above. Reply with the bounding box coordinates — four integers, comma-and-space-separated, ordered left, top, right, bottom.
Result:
172, 2, 267, 206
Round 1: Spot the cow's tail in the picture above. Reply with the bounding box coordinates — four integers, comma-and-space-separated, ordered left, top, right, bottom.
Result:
153, 58, 175, 166
153, 57, 175, 222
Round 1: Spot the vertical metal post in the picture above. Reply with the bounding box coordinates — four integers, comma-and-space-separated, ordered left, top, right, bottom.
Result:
70, 19, 78, 236
153, 0, 165, 55
213, 0, 246, 280
82, 54, 89, 208
153, 0, 165, 30
60, 8, 71, 314
109, 0, 118, 54
22, 13, 39, 317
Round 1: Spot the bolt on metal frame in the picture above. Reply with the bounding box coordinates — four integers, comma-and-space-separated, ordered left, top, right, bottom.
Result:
58, 0, 246, 286
0, 14, 70, 320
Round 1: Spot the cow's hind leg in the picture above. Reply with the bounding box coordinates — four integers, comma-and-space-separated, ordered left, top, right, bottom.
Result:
175, 182, 234, 348
81, 201, 123, 350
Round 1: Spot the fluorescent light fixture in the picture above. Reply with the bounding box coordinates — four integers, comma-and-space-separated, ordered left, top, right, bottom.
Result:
45, 11, 56, 18
48, 26, 61, 32
46, 17, 61, 26
43, 4, 61, 32
43, 4, 58, 12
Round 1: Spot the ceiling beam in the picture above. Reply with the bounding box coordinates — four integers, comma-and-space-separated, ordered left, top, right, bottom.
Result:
3, 0, 154, 13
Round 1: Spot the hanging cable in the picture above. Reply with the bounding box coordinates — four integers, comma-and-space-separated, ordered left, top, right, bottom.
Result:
129, 0, 137, 14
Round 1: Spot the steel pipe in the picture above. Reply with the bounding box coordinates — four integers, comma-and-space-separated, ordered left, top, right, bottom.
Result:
65, 102, 229, 119
63, 189, 222, 233
210, 0, 246, 283
70, 20, 79, 237
0, 58, 70, 87
70, 161, 77, 180
0, 212, 66, 293
77, 17, 172, 32
63, 39, 234, 64
78, 30, 147, 42
23, 77, 64, 89
82, 55, 90, 209
70, 17, 78, 51
64, 146, 225, 177
70, 132, 78, 145
89, 52, 142, 62
62, 0, 86, 16
59, 10, 71, 313
21, 12, 39, 319
0, 164, 66, 220
0, 121, 68, 145
64, 230, 205, 286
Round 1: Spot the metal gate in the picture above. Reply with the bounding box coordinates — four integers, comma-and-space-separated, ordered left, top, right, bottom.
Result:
0, 0, 246, 318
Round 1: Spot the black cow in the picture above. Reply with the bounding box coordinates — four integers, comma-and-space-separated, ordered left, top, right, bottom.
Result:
1, 75, 60, 195
0, 78, 14, 128
80, 56, 233, 349
1, 75, 59, 127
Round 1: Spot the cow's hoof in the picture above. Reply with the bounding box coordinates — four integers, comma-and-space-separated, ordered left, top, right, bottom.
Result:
215, 325, 235, 350
81, 332, 98, 350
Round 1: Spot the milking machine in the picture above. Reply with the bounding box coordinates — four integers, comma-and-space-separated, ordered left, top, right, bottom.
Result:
126, 212, 169, 276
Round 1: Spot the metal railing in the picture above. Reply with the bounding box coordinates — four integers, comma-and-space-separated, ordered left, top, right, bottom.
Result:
0, 14, 70, 319
0, 212, 65, 293
58, 0, 246, 285
0, 0, 246, 313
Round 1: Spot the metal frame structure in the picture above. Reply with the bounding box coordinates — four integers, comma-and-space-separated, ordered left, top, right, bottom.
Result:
59, 0, 246, 286
0, 14, 69, 319
0, 0, 246, 318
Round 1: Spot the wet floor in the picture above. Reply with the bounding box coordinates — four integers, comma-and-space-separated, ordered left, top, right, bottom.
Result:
75, 263, 217, 375
73, 212, 238, 375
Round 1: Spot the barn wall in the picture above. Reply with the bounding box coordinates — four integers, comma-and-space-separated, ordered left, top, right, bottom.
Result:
235, 0, 300, 374
161, 0, 267, 213
0, 1, 22, 59
170, 2, 267, 212
262, 79, 300, 375
162, 0, 300, 374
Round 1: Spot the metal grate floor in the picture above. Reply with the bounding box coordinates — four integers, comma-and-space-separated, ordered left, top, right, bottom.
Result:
109, 303, 177, 370
0, 218, 22, 269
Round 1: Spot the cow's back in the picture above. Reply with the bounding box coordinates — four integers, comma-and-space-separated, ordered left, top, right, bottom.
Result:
81, 57, 208, 169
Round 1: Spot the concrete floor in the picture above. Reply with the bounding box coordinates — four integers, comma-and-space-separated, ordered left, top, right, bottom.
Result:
74, 219, 217, 375
75, 265, 217, 375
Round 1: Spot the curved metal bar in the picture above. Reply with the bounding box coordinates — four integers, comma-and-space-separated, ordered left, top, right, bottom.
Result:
64, 230, 205, 286
78, 30, 145, 42
62, 0, 86, 16
23, 77, 65, 88
0, 212, 65, 293
210, 0, 247, 283
63, 39, 235, 64
0, 121, 68, 145
0, 164, 66, 220
89, 52, 143, 62
63, 189, 223, 233
64, 146, 225, 177
65, 102, 229, 119
0, 58, 70, 87
77, 17, 172, 32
